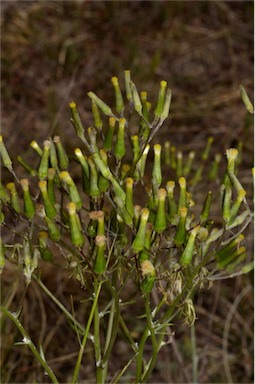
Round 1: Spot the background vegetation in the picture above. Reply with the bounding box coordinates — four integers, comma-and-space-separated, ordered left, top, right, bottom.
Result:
1, 1, 253, 383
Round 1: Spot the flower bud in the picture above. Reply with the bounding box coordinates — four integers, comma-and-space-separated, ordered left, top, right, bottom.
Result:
131, 135, 141, 165
160, 88, 172, 121
226, 148, 238, 174
38, 231, 53, 262
59, 171, 82, 209
53, 136, 69, 170
20, 179, 35, 219
39, 180, 57, 219
139, 223, 153, 261
98, 150, 110, 193
75, 148, 89, 178
43, 215, 61, 242
201, 227, 220, 256
66, 202, 84, 248
94, 235, 107, 274
240, 85, 254, 114
124, 70, 132, 101
87, 157, 100, 200
17, 156, 37, 176
134, 205, 142, 229
174, 207, 187, 246
108, 175, 126, 203
227, 171, 246, 195
140, 91, 148, 104
91, 99, 103, 130
132, 208, 150, 253
114, 196, 133, 226
130, 81, 142, 114
0, 135, 12, 171
139, 91, 150, 141
228, 189, 246, 226
178, 177, 187, 212
155, 80, 167, 118
120, 164, 130, 180
136, 144, 150, 180
197, 227, 209, 241
125, 177, 134, 219
154, 188, 167, 234
47, 168, 56, 204
49, 139, 58, 170
140, 260, 153, 278
30, 140, 42, 156
69, 101, 86, 140
114, 118, 126, 161
111, 76, 124, 114
92, 151, 111, 180
222, 186, 232, 222
180, 225, 200, 266
38, 140, 51, 180
104, 117, 116, 151
176, 151, 183, 178
89, 210, 105, 236
87, 127, 98, 153
152, 144, 162, 187
166, 181, 177, 222
140, 259, 156, 293
183, 151, 195, 177
215, 234, 244, 269
202, 136, 214, 161
227, 210, 250, 229
87, 91, 113, 117
6, 182, 21, 214
225, 246, 247, 271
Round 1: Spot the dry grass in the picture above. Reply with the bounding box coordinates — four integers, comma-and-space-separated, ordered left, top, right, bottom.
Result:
1, 2, 253, 383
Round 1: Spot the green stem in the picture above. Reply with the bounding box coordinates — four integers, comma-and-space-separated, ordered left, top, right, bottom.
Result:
33, 275, 85, 335
135, 293, 163, 383
141, 306, 183, 383
111, 353, 138, 384
119, 315, 138, 353
0, 306, 59, 384
96, 277, 121, 382
71, 280, 103, 384
102, 281, 120, 363
191, 323, 198, 384
140, 295, 159, 383
94, 279, 104, 384
137, 271, 199, 382
135, 327, 149, 383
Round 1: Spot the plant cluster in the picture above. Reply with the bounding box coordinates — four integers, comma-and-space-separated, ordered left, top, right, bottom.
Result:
0, 72, 253, 383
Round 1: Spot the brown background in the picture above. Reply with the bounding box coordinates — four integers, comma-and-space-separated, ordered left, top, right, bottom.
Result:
1, 2, 254, 383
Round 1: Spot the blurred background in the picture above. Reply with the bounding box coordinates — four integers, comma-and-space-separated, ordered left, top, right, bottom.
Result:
1, 1, 254, 383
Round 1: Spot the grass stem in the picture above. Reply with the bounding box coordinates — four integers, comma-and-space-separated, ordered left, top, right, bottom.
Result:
0, 306, 59, 384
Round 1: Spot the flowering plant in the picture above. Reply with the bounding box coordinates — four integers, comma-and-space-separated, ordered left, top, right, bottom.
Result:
0, 72, 253, 383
